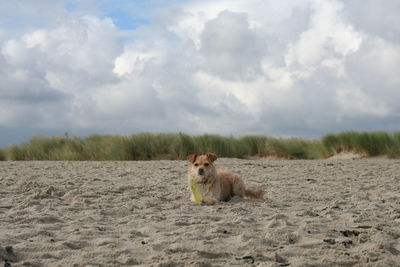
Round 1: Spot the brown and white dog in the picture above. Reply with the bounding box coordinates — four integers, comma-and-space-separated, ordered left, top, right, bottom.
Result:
187, 153, 264, 205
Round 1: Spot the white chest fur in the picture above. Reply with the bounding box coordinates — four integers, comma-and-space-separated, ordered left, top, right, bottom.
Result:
189, 180, 219, 202
197, 182, 220, 201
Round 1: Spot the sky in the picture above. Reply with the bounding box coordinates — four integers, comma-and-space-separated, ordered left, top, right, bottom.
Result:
1, 0, 400, 147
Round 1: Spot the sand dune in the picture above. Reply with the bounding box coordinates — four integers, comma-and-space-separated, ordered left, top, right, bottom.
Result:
1, 158, 400, 266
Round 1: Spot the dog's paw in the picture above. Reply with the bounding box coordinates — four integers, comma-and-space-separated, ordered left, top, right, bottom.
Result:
203, 197, 216, 205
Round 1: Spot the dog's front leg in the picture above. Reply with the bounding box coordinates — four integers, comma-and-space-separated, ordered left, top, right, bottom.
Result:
202, 182, 216, 205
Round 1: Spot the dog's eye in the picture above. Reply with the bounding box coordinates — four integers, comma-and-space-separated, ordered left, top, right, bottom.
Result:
204, 163, 209, 166
194, 163, 199, 167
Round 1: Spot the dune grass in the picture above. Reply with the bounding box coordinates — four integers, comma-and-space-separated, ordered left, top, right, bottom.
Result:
1, 131, 400, 161
0, 148, 5, 161
322, 131, 400, 158
266, 138, 327, 159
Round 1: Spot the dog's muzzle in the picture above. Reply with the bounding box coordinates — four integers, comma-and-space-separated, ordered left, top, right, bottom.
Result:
198, 168, 205, 175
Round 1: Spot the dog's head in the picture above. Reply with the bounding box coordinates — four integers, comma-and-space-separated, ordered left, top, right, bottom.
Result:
187, 153, 218, 184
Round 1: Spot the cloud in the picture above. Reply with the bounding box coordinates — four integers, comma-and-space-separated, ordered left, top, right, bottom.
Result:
285, 0, 363, 75
1, 0, 400, 147
0, 14, 122, 129
199, 10, 265, 81
344, 0, 400, 42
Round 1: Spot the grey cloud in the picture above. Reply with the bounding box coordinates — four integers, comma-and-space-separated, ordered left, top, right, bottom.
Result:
0, 58, 67, 103
199, 10, 265, 81
346, 37, 400, 96
0, 15, 123, 130
344, 0, 400, 42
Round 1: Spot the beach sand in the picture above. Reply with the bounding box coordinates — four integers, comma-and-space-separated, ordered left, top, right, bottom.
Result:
1, 158, 400, 266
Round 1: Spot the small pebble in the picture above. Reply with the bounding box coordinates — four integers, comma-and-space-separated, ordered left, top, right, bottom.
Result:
242, 255, 255, 264
235, 255, 255, 264
5, 246, 13, 253
106, 243, 116, 248
323, 239, 336, 245
342, 240, 353, 247
356, 225, 372, 229
340, 230, 360, 237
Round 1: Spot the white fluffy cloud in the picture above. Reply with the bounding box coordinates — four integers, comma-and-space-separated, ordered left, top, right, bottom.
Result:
1, 0, 400, 146
0, 14, 122, 131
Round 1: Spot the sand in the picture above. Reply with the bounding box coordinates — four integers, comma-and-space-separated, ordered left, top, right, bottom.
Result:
1, 158, 400, 266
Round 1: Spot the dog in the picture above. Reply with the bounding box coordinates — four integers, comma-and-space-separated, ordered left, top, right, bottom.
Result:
187, 153, 264, 205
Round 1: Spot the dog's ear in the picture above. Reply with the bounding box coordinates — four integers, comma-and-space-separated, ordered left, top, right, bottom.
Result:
206, 153, 218, 162
187, 154, 197, 163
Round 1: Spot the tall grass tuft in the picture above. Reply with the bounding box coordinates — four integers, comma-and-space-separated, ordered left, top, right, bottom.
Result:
356, 132, 394, 156
385, 132, 400, 158
194, 134, 236, 158
266, 138, 326, 159
238, 136, 268, 157
170, 133, 197, 159
322, 134, 341, 154
6, 144, 30, 160
0, 148, 5, 161
322, 131, 400, 157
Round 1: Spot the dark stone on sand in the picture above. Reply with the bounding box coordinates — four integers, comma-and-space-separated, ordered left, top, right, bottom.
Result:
235, 255, 255, 264
356, 225, 372, 229
323, 239, 336, 245
340, 230, 360, 237
242, 255, 255, 264
0, 245, 17, 263
342, 240, 353, 247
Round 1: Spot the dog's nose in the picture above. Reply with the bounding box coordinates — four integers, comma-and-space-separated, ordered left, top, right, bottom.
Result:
198, 168, 205, 175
